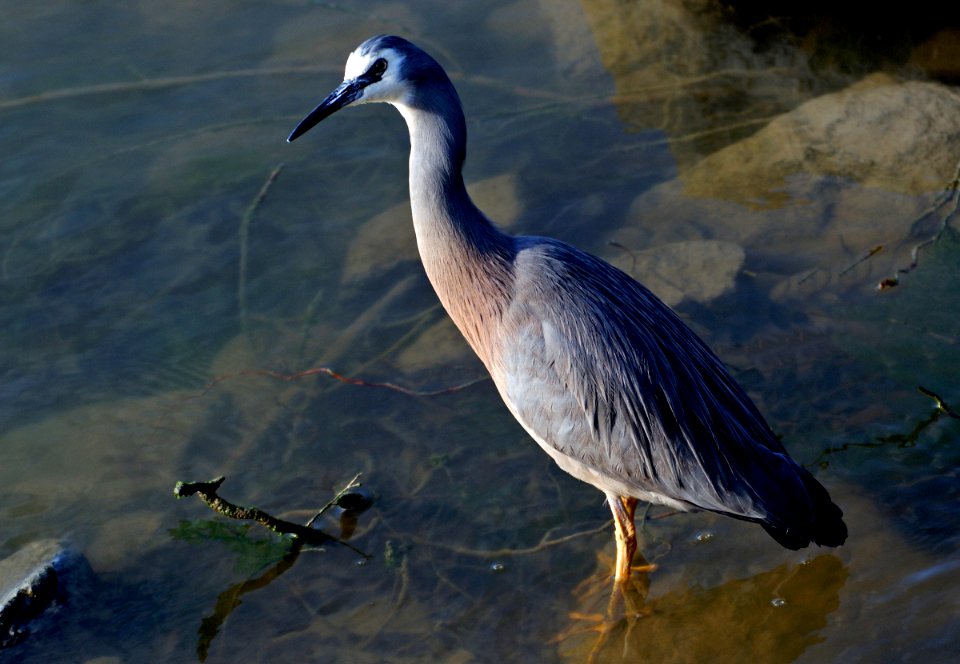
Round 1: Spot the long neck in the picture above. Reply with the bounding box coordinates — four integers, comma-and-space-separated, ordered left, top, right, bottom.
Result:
394, 101, 514, 365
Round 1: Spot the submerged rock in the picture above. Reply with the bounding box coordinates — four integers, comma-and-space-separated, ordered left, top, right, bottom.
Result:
680, 75, 960, 205
621, 75, 960, 301
603, 239, 746, 307
0, 540, 93, 649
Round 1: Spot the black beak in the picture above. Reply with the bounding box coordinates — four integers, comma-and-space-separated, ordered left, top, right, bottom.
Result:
287, 79, 366, 142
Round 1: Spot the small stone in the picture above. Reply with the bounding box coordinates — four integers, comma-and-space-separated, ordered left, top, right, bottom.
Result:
335, 486, 376, 513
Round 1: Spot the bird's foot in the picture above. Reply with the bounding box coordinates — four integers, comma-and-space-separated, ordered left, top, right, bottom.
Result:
571, 550, 657, 602
551, 550, 655, 661
553, 583, 654, 662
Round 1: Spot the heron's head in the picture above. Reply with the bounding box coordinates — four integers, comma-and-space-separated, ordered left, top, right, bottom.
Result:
288, 35, 452, 142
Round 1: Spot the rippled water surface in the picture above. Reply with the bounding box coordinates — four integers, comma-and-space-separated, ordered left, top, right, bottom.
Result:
2, 2, 958, 662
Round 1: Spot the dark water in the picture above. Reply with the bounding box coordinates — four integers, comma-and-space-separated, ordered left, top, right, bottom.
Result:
2, 2, 958, 662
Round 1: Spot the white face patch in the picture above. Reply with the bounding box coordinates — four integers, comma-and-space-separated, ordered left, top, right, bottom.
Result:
344, 48, 373, 81
341, 46, 408, 106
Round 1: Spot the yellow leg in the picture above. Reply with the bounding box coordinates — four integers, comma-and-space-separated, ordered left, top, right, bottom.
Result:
608, 495, 638, 582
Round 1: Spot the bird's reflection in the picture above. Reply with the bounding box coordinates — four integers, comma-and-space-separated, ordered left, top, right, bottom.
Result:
555, 554, 847, 663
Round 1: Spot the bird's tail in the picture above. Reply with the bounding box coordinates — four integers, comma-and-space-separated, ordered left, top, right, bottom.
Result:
761, 467, 847, 550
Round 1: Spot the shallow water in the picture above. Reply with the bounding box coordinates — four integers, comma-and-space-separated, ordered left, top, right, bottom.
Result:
2, 2, 958, 662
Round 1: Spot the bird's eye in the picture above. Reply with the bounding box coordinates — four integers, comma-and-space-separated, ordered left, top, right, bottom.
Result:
369, 58, 388, 77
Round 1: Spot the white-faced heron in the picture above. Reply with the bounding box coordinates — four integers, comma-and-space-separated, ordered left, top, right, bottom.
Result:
288, 35, 847, 582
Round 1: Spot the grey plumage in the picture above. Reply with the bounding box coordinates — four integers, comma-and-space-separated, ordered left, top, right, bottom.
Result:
288, 35, 847, 579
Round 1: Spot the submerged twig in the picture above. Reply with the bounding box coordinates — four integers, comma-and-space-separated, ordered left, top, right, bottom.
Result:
191, 365, 487, 401
404, 521, 611, 559
607, 241, 639, 274
878, 160, 960, 290
796, 268, 820, 285
174, 475, 370, 557
238, 164, 285, 332
918, 385, 960, 420
838, 245, 884, 276
809, 384, 959, 468
178, 472, 372, 660
0, 65, 338, 112
305, 472, 363, 527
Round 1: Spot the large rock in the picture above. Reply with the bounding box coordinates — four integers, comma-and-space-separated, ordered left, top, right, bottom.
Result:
0, 540, 93, 648
681, 75, 960, 204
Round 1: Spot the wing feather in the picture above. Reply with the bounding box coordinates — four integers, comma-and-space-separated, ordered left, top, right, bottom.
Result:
493, 237, 820, 531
